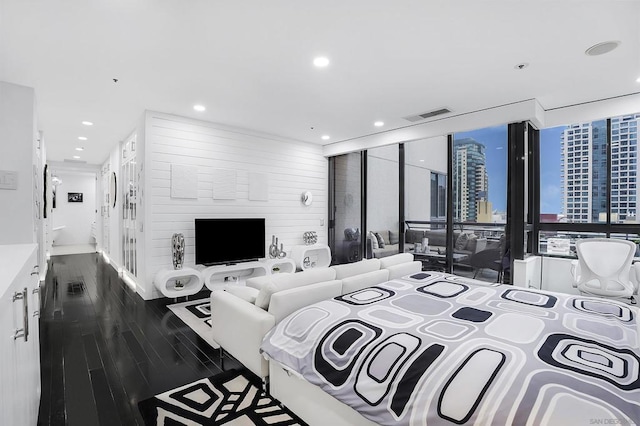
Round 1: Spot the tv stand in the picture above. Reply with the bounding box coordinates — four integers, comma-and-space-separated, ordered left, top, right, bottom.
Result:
201, 258, 296, 290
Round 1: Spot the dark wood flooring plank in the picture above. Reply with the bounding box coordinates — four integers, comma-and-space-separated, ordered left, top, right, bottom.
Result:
63, 323, 100, 426
89, 368, 120, 426
82, 333, 103, 371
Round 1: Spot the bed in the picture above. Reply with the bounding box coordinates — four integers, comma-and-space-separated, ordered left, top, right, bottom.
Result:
260, 272, 640, 425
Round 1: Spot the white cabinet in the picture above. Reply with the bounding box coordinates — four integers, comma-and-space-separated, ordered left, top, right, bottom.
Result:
290, 244, 332, 271
0, 244, 41, 426
200, 258, 297, 291
154, 267, 204, 297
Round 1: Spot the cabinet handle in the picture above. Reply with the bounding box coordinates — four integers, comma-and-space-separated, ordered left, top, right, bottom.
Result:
31, 265, 39, 276
12, 288, 28, 342
33, 311, 39, 318
33, 287, 39, 294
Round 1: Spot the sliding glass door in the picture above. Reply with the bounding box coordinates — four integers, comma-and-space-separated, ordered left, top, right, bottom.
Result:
328, 153, 363, 265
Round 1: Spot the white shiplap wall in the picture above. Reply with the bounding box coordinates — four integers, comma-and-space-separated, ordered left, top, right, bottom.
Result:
142, 111, 328, 299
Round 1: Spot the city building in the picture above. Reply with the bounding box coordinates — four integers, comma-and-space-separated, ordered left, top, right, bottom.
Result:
561, 115, 639, 223
453, 138, 489, 222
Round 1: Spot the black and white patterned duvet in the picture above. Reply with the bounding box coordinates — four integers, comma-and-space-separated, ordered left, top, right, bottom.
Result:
260, 272, 640, 425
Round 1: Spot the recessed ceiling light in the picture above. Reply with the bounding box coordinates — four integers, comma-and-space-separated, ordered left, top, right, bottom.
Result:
193, 105, 206, 112
73, 155, 81, 159
82, 121, 93, 126
374, 121, 384, 127
419, 159, 425, 162
75, 147, 84, 151
321, 135, 330, 140
313, 57, 330, 67
585, 40, 621, 56
78, 136, 87, 141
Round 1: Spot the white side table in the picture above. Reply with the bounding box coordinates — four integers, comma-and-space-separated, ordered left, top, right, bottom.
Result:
290, 244, 331, 271
264, 258, 297, 274
154, 267, 204, 298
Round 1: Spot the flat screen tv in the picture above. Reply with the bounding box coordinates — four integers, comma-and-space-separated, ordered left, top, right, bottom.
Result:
195, 218, 265, 266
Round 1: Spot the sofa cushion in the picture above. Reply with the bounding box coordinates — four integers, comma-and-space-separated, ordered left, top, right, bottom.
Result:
225, 285, 259, 303
341, 269, 390, 294
254, 268, 337, 309
269, 280, 342, 323
245, 275, 272, 290
373, 245, 399, 258
386, 261, 422, 280
455, 232, 470, 250
374, 232, 386, 248
379, 252, 414, 269
389, 230, 400, 245
406, 229, 425, 244
373, 230, 391, 245
331, 258, 381, 280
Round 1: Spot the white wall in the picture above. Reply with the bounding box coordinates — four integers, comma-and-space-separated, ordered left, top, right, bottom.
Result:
99, 144, 123, 267
50, 170, 97, 246
141, 111, 328, 299
0, 82, 37, 245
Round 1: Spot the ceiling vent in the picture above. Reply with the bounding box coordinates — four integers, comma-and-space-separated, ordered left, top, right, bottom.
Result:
403, 108, 451, 122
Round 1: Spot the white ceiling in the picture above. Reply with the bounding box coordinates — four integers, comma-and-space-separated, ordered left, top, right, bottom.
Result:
1, 0, 639, 165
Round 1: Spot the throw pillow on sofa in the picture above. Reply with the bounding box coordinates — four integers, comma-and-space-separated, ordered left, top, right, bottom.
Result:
369, 231, 379, 249
389, 230, 399, 245
455, 232, 469, 250
374, 232, 386, 248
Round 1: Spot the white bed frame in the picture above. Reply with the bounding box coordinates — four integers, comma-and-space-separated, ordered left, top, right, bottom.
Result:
270, 362, 377, 426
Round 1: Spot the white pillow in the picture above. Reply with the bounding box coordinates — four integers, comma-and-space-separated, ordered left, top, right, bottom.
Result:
254, 268, 337, 309
225, 286, 259, 304
369, 231, 379, 249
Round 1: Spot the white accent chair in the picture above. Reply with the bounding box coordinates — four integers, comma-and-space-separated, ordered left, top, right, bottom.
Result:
570, 238, 639, 304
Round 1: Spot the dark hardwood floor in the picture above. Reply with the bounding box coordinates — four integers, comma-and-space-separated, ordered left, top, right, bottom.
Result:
38, 253, 239, 425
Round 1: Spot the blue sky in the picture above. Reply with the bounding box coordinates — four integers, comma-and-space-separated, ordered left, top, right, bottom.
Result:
454, 125, 564, 214
539, 126, 563, 214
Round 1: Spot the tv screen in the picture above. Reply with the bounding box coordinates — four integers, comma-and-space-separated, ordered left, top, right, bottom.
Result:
195, 218, 265, 266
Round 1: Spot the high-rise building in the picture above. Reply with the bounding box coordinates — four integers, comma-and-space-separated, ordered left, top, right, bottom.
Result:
611, 114, 639, 221
453, 138, 489, 222
560, 115, 638, 223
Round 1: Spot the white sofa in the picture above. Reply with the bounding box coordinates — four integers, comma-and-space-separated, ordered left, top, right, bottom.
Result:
210, 254, 421, 380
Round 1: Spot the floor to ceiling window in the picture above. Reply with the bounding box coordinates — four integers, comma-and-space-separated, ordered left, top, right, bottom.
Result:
452, 125, 508, 281
329, 153, 363, 265
366, 145, 400, 259
537, 113, 640, 257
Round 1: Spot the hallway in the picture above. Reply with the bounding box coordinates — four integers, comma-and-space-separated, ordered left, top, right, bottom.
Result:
38, 253, 232, 425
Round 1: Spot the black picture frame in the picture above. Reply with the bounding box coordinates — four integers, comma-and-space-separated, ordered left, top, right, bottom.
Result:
68, 192, 83, 203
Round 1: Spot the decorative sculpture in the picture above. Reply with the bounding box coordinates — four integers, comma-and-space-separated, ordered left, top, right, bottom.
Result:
269, 235, 287, 259
172, 233, 185, 270
303, 231, 318, 245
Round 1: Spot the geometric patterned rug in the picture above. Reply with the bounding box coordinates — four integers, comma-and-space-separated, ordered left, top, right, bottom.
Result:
167, 298, 220, 349
138, 369, 307, 425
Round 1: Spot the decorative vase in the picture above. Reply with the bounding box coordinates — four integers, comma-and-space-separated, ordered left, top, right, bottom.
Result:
172, 233, 185, 270
303, 231, 318, 245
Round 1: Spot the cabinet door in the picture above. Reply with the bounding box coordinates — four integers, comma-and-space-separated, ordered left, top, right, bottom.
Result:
0, 283, 17, 426
2, 248, 40, 426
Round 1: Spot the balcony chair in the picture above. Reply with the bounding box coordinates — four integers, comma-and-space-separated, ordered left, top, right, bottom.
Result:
469, 234, 508, 283
570, 238, 639, 304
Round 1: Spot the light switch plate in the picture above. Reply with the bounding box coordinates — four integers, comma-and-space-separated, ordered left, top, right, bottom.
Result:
0, 170, 18, 190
